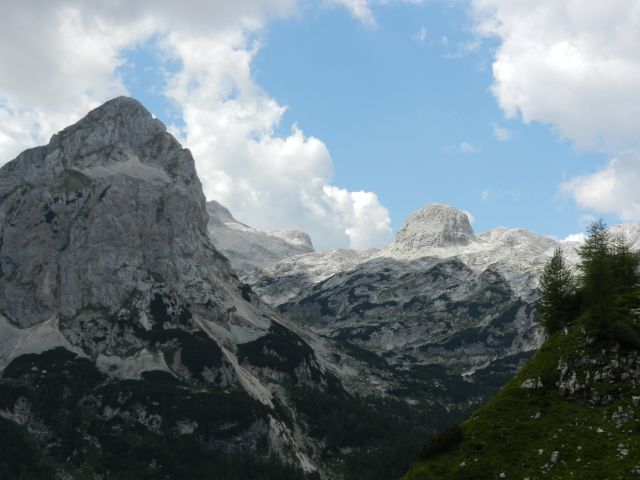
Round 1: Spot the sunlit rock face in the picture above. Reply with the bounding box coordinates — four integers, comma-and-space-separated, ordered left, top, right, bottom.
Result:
0, 97, 332, 477
206, 199, 313, 278
394, 203, 475, 249
0, 96, 224, 329
249, 204, 563, 390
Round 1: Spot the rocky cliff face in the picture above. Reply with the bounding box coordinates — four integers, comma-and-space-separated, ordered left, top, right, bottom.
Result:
206, 200, 313, 277
0, 96, 218, 329
280, 256, 540, 380
0, 97, 335, 478
248, 205, 573, 407
0, 97, 483, 480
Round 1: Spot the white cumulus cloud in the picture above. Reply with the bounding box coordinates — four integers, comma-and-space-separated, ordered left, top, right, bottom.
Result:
472, 0, 640, 151
561, 151, 640, 222
325, 0, 426, 27
561, 232, 586, 244
472, 1, 640, 226
327, 0, 377, 26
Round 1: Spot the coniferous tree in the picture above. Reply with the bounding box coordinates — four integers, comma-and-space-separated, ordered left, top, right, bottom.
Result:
611, 233, 640, 293
539, 247, 574, 335
577, 219, 615, 336
538, 219, 640, 345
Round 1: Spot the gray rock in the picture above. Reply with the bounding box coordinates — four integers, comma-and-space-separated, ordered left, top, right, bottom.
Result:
206, 200, 313, 277
0, 96, 223, 329
521, 377, 543, 390
0, 97, 325, 474
395, 203, 475, 249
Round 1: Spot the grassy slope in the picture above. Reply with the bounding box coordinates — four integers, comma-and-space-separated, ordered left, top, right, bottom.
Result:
403, 326, 640, 480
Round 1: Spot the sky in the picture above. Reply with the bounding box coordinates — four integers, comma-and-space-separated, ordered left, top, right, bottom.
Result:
1, 1, 639, 250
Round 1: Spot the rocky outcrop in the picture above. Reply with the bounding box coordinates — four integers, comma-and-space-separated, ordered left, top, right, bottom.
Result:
206, 200, 313, 277
395, 203, 475, 249
249, 205, 568, 307
248, 205, 559, 392
0, 97, 490, 480
557, 343, 640, 405
0, 97, 331, 477
280, 255, 540, 384
0, 96, 222, 329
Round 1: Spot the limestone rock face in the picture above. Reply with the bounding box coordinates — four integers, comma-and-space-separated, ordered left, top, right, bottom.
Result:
0, 97, 329, 476
395, 203, 475, 249
0, 96, 235, 329
206, 200, 314, 277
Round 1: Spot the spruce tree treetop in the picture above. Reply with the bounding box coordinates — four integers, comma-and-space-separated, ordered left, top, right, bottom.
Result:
538, 247, 574, 335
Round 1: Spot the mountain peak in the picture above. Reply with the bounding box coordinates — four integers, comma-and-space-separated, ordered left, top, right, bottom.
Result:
0, 97, 209, 328
1, 96, 198, 196
395, 203, 475, 249
82, 96, 156, 124
207, 200, 244, 226
53, 95, 166, 153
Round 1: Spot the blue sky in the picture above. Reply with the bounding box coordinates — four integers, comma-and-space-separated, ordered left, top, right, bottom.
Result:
1, 1, 638, 249
252, 2, 614, 238
118, 1, 615, 240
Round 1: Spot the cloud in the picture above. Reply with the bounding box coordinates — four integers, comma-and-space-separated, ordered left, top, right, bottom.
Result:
578, 214, 597, 228
460, 141, 481, 154
480, 188, 519, 203
0, 1, 392, 250
471, 0, 640, 151
413, 26, 428, 45
443, 38, 482, 59
322, 187, 392, 249
326, 0, 376, 26
561, 151, 640, 222
326, 0, 426, 27
492, 123, 511, 142
0, 0, 296, 159
562, 233, 586, 243
162, 31, 392, 249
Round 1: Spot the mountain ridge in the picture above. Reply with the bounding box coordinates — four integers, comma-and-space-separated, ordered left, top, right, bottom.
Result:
0, 96, 476, 480
0, 96, 333, 478
206, 199, 314, 277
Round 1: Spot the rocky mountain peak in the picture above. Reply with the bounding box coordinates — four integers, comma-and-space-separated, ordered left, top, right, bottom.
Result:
51, 96, 167, 167
2, 96, 200, 194
0, 97, 337, 477
60, 96, 165, 146
207, 200, 246, 226
394, 203, 475, 249
0, 96, 217, 328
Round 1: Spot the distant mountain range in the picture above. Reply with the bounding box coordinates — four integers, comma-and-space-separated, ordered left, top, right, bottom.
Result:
1, 96, 639, 480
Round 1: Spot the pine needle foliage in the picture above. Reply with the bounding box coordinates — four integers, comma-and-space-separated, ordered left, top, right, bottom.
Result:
539, 219, 640, 339
538, 247, 575, 334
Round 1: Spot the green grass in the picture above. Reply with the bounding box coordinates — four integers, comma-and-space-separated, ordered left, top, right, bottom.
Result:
403, 326, 640, 480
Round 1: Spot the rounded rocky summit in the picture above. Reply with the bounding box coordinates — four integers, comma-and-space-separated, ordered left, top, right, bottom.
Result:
395, 203, 475, 249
